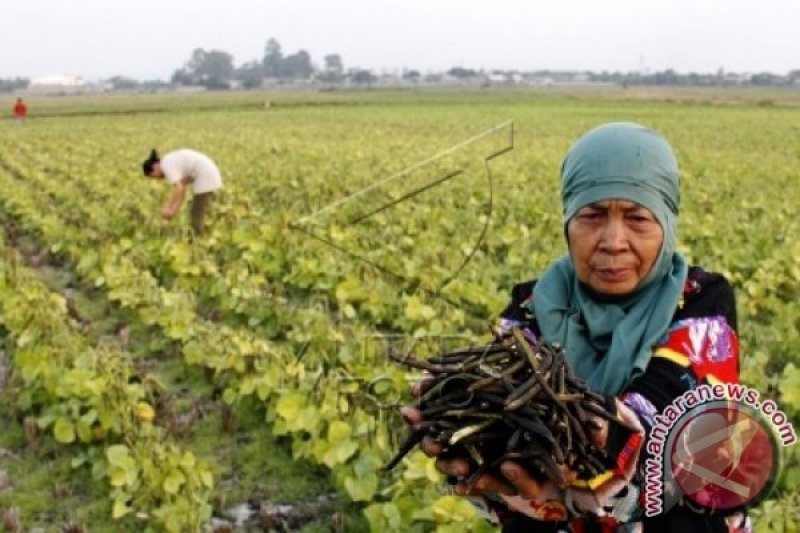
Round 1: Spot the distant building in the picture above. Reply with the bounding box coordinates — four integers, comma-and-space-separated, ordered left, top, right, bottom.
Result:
29, 74, 86, 94
487, 73, 510, 85
173, 84, 207, 93
722, 73, 751, 85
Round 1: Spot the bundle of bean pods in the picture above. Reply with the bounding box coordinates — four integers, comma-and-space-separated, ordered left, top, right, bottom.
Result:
385, 327, 638, 486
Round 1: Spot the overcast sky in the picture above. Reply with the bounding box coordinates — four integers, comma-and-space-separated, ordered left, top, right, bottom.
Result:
2, 0, 798, 80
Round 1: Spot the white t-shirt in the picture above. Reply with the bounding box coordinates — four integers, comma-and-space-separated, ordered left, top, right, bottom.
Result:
160, 149, 223, 194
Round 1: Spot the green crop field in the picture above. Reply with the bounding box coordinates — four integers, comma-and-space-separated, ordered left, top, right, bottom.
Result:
0, 88, 798, 532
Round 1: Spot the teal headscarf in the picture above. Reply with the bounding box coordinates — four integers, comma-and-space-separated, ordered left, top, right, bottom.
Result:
532, 122, 688, 396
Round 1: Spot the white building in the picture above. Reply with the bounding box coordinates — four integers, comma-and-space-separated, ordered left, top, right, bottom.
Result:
29, 74, 86, 93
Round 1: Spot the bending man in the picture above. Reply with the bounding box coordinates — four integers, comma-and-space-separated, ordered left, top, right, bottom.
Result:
142, 148, 223, 235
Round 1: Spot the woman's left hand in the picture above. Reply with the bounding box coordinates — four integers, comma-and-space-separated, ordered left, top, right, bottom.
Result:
586, 412, 610, 450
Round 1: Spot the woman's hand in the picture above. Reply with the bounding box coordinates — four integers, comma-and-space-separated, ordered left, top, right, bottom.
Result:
399, 377, 568, 520
398, 378, 640, 523
401, 401, 569, 521
586, 412, 610, 450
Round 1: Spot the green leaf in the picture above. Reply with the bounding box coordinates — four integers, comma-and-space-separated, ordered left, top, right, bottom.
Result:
327, 420, 352, 442
402, 451, 441, 483
323, 439, 358, 467
431, 495, 480, 524
779, 363, 800, 414
80, 409, 98, 425
344, 473, 379, 501
37, 413, 56, 429
289, 405, 319, 433
76, 420, 93, 443
335, 277, 369, 305
71, 454, 88, 469
53, 417, 76, 443
221, 387, 238, 405
364, 504, 386, 530
112, 495, 131, 519
106, 445, 131, 466
404, 295, 436, 322
239, 377, 255, 396
179, 452, 196, 469
163, 471, 186, 494
352, 453, 377, 477
256, 382, 272, 401
97, 405, 116, 430
384, 501, 404, 530
275, 391, 305, 421
109, 467, 129, 487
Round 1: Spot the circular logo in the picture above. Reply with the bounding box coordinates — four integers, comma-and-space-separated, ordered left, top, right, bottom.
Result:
668, 403, 779, 510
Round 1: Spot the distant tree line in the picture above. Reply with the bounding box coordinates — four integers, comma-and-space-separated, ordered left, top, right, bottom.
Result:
443, 67, 800, 87
0, 78, 29, 92
169, 38, 346, 89
3, 39, 800, 92
588, 68, 800, 87
162, 37, 800, 91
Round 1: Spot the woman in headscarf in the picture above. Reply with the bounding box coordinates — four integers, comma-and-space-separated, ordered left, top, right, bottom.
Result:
402, 123, 749, 532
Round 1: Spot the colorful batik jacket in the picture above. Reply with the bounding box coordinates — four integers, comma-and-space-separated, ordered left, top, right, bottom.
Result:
488, 266, 751, 533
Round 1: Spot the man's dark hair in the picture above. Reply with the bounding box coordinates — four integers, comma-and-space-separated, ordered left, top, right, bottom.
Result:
142, 149, 159, 176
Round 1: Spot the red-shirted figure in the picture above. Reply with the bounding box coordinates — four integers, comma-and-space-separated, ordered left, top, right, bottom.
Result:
13, 98, 27, 125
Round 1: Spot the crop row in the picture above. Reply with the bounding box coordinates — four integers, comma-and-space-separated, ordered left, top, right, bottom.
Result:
0, 131, 488, 529
2, 100, 799, 529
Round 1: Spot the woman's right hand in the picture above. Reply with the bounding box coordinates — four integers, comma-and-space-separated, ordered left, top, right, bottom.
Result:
399, 380, 564, 511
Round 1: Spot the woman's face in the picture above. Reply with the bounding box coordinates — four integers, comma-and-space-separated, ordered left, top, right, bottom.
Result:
567, 199, 664, 296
